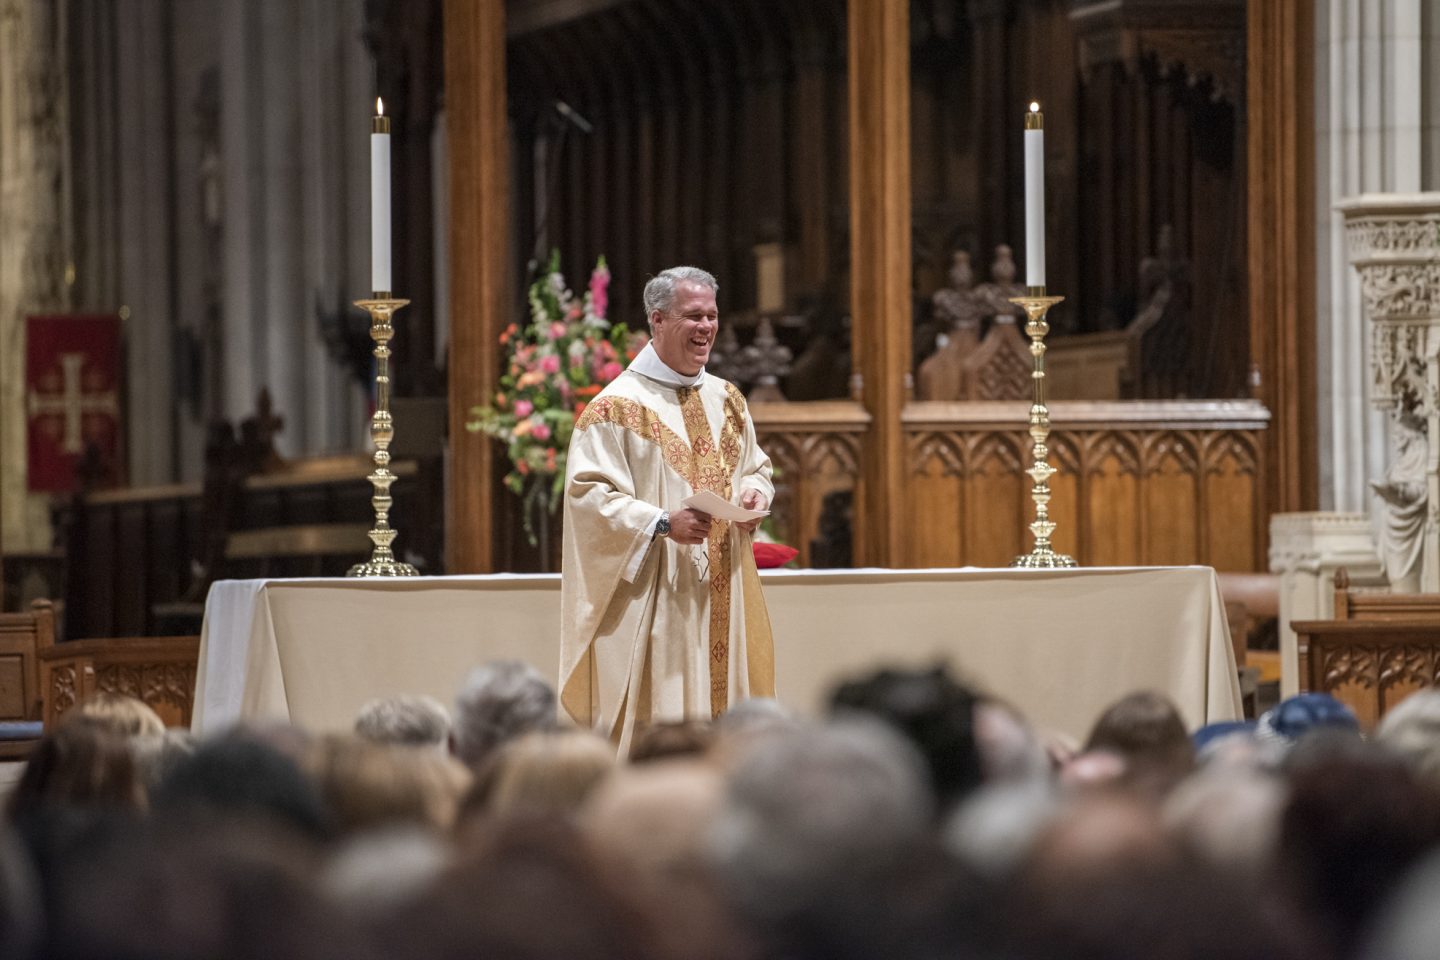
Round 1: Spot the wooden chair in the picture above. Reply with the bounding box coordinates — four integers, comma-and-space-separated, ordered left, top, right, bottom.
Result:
1332, 566, 1440, 621
1293, 568, 1440, 728
0, 600, 56, 760
38, 634, 201, 729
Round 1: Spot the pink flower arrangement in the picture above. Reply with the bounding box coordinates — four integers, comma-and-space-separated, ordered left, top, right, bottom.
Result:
467, 254, 648, 542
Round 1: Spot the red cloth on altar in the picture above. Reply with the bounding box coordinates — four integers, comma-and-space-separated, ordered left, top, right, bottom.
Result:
26, 314, 124, 492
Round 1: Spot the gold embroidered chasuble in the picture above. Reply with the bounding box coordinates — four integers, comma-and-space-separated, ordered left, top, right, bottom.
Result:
559, 368, 776, 753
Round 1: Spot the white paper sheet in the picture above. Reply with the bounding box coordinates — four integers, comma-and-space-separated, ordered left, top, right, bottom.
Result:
682, 488, 769, 523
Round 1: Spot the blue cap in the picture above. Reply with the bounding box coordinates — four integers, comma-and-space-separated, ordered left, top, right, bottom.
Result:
1192, 719, 1256, 752
1257, 693, 1359, 742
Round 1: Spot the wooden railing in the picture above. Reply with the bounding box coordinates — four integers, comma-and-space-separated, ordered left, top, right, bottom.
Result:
755, 399, 1270, 570
752, 402, 871, 568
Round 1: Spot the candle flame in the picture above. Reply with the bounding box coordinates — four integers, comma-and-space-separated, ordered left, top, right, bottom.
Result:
1029, 101, 1041, 113
376, 97, 384, 117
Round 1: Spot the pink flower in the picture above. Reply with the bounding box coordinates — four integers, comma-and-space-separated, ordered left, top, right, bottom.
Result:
600, 361, 623, 382
589, 261, 610, 319
549, 322, 566, 340
531, 422, 552, 441
513, 399, 534, 418
540, 354, 561, 374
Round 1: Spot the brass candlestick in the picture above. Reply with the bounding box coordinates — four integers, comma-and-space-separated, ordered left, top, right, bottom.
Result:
348, 295, 419, 577
1009, 289, 1076, 568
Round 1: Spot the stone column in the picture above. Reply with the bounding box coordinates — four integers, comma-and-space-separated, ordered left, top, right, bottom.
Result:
218, 0, 369, 459
1269, 512, 1384, 697
0, 0, 70, 554
1339, 193, 1440, 593
1269, 0, 1440, 640
1315, 0, 1435, 513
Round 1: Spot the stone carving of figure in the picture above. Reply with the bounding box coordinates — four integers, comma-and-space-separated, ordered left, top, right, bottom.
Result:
1372, 409, 1428, 592
931, 251, 981, 331
973, 245, 1026, 321
919, 251, 982, 400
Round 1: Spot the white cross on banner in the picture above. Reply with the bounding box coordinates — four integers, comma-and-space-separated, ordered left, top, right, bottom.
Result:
25, 314, 124, 492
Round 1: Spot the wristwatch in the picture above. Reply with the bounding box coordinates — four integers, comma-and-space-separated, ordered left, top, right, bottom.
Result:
655, 511, 671, 539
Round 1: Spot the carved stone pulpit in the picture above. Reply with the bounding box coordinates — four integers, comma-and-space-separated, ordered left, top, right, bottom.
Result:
1340, 194, 1440, 592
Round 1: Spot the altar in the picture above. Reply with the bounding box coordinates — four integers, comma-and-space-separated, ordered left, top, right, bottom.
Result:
192, 566, 1241, 743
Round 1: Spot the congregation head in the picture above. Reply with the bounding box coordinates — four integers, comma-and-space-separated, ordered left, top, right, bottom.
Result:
10, 680, 1440, 960
353, 694, 451, 749
450, 660, 558, 769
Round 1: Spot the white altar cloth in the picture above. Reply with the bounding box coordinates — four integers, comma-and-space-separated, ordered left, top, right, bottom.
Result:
193, 566, 1242, 743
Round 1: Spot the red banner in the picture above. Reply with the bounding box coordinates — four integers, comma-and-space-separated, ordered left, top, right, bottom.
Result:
26, 314, 124, 492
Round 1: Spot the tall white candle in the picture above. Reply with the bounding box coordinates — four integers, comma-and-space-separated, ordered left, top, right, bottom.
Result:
1023, 101, 1045, 288
371, 98, 392, 293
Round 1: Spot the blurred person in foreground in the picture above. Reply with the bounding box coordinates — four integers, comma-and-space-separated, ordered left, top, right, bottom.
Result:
830, 665, 985, 811
354, 694, 451, 750
451, 660, 557, 770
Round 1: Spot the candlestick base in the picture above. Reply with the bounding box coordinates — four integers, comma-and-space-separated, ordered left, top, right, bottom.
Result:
1011, 548, 1077, 569
1007, 291, 1078, 569
348, 558, 420, 577
346, 296, 420, 578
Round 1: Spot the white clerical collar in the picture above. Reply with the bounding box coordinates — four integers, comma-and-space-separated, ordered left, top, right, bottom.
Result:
628, 341, 705, 388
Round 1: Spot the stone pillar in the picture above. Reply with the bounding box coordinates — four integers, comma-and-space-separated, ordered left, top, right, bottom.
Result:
1315, 0, 1436, 514
217, 0, 369, 459
1269, 512, 1385, 697
0, 0, 70, 554
1339, 193, 1440, 592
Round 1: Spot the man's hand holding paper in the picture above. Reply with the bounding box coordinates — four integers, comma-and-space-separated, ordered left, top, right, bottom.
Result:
683, 488, 770, 533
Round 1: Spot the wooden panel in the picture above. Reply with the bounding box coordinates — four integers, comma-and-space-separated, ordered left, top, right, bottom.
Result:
909, 445, 962, 568
1144, 433, 1200, 566
1247, 0, 1317, 514
444, 0, 507, 572
40, 635, 200, 729
752, 399, 1266, 571
1204, 435, 1260, 573
0, 657, 25, 719
968, 435, 1026, 567
849, 0, 911, 566
1085, 437, 1141, 567
113, 504, 149, 635
753, 401, 868, 568
1296, 620, 1440, 729
0, 602, 54, 725
902, 400, 1270, 571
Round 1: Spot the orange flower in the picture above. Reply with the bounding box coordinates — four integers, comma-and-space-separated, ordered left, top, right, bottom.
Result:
574, 402, 588, 420
575, 384, 602, 398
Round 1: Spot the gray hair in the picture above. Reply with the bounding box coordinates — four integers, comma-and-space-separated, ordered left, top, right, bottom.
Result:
452, 661, 557, 768
354, 695, 451, 748
943, 781, 1061, 879
643, 266, 719, 321
1378, 690, 1440, 787
323, 826, 452, 917
708, 719, 933, 922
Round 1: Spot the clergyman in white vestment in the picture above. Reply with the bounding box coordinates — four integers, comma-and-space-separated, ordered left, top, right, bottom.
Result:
560, 267, 776, 753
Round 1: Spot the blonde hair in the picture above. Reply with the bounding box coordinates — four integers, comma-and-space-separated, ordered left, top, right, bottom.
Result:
310, 734, 471, 834
476, 730, 615, 819
73, 692, 165, 738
